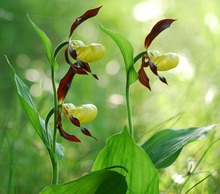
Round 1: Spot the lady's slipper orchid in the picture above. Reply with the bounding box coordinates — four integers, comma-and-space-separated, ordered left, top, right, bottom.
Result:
137, 19, 179, 91
56, 7, 104, 142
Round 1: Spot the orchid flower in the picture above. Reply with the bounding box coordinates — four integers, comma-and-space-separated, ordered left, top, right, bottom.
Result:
137, 19, 179, 91
56, 7, 105, 142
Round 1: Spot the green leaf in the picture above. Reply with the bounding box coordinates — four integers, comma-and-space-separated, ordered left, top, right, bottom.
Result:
40, 169, 127, 194
142, 124, 217, 169
99, 23, 138, 86
92, 127, 159, 194
7, 57, 63, 161
27, 14, 58, 71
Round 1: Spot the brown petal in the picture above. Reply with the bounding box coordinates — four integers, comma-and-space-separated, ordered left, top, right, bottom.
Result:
149, 61, 168, 85
141, 56, 149, 68
69, 46, 77, 60
69, 114, 81, 127
57, 67, 75, 103
81, 127, 97, 140
149, 61, 158, 76
57, 125, 81, 142
138, 67, 151, 91
158, 75, 168, 85
69, 7, 102, 38
71, 64, 88, 75
77, 61, 98, 80
145, 19, 176, 48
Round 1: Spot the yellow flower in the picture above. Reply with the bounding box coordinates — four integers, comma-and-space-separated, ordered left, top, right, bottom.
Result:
70, 40, 106, 62
62, 103, 98, 124
148, 50, 179, 71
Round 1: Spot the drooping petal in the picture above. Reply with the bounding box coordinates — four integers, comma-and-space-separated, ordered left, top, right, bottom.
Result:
149, 61, 168, 85
138, 67, 151, 91
71, 64, 89, 75
158, 75, 168, 85
69, 115, 81, 127
69, 6, 102, 38
57, 125, 81, 142
77, 61, 99, 80
149, 61, 158, 76
145, 19, 176, 48
57, 67, 75, 103
65, 48, 88, 75
81, 127, 97, 140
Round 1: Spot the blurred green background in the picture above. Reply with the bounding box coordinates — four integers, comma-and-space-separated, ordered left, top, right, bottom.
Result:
1, 0, 220, 193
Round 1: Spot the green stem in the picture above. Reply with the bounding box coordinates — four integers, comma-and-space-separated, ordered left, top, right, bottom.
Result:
126, 79, 134, 138
133, 51, 146, 64
52, 160, 59, 184
51, 63, 59, 184
125, 51, 146, 138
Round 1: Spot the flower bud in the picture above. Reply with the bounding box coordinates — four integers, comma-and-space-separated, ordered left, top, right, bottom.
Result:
70, 40, 106, 62
63, 103, 98, 124
148, 50, 179, 71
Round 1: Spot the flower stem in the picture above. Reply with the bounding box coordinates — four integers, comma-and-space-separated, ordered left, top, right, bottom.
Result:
52, 160, 59, 184
51, 63, 59, 184
126, 79, 134, 138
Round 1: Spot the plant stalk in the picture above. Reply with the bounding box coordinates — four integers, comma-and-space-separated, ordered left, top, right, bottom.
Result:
126, 80, 134, 138
51, 63, 59, 184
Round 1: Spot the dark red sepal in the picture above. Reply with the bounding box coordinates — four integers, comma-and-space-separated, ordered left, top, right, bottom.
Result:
149, 61, 158, 76
57, 125, 81, 142
141, 56, 150, 68
138, 67, 151, 91
159, 75, 168, 85
77, 61, 99, 80
69, 115, 81, 127
69, 46, 77, 60
145, 19, 176, 48
69, 6, 102, 38
57, 67, 75, 103
81, 127, 97, 140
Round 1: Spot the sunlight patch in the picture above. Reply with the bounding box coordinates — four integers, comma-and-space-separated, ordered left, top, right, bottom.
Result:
105, 60, 120, 75
107, 94, 125, 108
172, 54, 194, 79
25, 68, 42, 82
30, 83, 42, 97
205, 87, 216, 104
133, 0, 167, 22
204, 12, 220, 33
172, 174, 185, 184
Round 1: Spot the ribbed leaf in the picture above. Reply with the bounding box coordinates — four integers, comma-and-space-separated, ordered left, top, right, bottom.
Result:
99, 23, 138, 86
142, 125, 217, 169
7, 58, 63, 161
40, 169, 127, 194
28, 14, 58, 71
92, 127, 159, 194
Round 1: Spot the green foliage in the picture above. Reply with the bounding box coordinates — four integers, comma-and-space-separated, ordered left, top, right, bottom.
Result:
40, 169, 127, 194
142, 125, 217, 169
99, 23, 138, 86
27, 14, 58, 71
92, 127, 159, 194
2, 1, 220, 193
7, 58, 64, 162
